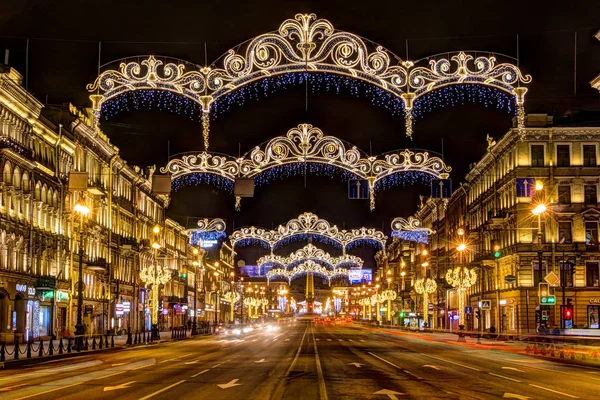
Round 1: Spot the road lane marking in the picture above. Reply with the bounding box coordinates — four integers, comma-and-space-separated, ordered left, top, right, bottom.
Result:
423, 365, 440, 370
138, 380, 186, 400
191, 369, 210, 378
528, 384, 579, 398
0, 384, 26, 392
7, 359, 155, 400
327, 339, 332, 341
212, 362, 224, 368
338, 339, 343, 341
360, 339, 365, 342
368, 352, 422, 379
217, 379, 242, 389
488, 373, 521, 382
348, 339, 354, 342
104, 381, 136, 392
0, 360, 104, 383
285, 338, 290, 341
502, 367, 525, 373
419, 354, 481, 372
284, 325, 309, 377
273, 333, 284, 340
312, 325, 328, 400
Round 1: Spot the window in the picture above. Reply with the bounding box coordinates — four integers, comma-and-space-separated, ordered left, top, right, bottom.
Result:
556, 145, 570, 167
560, 261, 574, 287
585, 185, 598, 204
583, 145, 597, 167
558, 185, 571, 204
589, 306, 599, 329
531, 145, 545, 167
586, 222, 598, 246
586, 261, 599, 287
558, 222, 572, 244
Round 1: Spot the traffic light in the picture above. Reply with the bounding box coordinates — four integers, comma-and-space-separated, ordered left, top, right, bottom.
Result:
563, 305, 573, 320
570, 262, 576, 275
475, 309, 481, 319
491, 240, 501, 259
181, 266, 188, 279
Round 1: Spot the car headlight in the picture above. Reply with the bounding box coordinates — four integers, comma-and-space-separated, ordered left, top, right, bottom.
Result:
243, 327, 253, 333
232, 329, 241, 335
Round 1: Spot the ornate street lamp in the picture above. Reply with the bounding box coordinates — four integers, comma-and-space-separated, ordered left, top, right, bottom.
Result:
446, 267, 477, 329
414, 278, 437, 328
73, 198, 90, 350
139, 225, 170, 340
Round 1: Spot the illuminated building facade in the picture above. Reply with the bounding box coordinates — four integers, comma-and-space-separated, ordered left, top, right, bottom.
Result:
0, 65, 190, 342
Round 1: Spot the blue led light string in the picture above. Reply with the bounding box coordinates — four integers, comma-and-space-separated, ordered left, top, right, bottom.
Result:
211, 72, 405, 118
171, 173, 234, 193
101, 90, 203, 121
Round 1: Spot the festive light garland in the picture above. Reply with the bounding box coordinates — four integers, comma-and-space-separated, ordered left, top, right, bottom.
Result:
415, 278, 437, 323
266, 260, 350, 284
256, 243, 364, 269
230, 211, 387, 253
390, 216, 434, 244
88, 14, 532, 147
187, 218, 227, 245
140, 264, 172, 326
162, 123, 451, 210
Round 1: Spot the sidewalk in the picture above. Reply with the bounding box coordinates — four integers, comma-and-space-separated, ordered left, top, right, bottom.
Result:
0, 330, 203, 367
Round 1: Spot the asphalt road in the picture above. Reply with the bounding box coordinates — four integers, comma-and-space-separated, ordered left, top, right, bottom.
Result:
1, 321, 599, 399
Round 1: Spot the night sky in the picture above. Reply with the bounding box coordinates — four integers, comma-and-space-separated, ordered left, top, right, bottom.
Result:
2, 0, 600, 267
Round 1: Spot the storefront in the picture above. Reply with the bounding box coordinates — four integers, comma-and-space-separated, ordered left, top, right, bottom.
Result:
589, 299, 600, 329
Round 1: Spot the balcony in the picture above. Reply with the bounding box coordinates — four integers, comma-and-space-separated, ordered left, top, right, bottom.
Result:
86, 257, 108, 272
0, 135, 33, 158
119, 235, 138, 250
87, 179, 106, 196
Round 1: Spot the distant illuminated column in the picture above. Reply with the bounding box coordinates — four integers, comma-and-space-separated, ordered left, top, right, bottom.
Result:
415, 278, 437, 328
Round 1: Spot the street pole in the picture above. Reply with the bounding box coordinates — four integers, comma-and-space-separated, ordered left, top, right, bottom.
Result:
74, 212, 85, 350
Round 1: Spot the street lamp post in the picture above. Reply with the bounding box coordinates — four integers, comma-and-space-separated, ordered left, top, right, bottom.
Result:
415, 278, 437, 329
446, 266, 477, 341
191, 248, 202, 335
139, 225, 170, 340
74, 199, 90, 350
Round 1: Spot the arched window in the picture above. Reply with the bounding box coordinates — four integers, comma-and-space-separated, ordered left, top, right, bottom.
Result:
3, 162, 12, 185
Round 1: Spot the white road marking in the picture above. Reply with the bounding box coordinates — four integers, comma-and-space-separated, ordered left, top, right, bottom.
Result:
528, 384, 579, 398
360, 339, 366, 342
327, 339, 332, 342
312, 326, 328, 400
368, 352, 423, 379
138, 380, 186, 400
423, 365, 440, 370
191, 369, 210, 378
488, 373, 521, 383
419, 353, 481, 372
217, 379, 242, 389
212, 362, 224, 369
103, 381, 136, 392
285, 338, 290, 341
501, 366, 525, 373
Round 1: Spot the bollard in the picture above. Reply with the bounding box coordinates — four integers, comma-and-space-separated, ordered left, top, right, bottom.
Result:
38, 339, 44, 357
49, 339, 54, 356
171, 330, 174, 339
1, 342, 5, 362
67, 338, 72, 353
105, 335, 109, 348
92, 337, 96, 350
99, 336, 103, 349
59, 338, 64, 354
126, 329, 132, 346
111, 335, 114, 348
14, 337, 19, 360
26, 340, 32, 359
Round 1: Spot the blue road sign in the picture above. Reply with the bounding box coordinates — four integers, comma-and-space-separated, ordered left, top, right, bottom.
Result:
431, 179, 452, 198
465, 306, 473, 315
516, 178, 536, 198
348, 180, 369, 199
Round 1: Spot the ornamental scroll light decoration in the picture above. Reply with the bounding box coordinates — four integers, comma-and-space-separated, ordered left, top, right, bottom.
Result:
88, 14, 532, 149
390, 216, 435, 244
257, 243, 364, 269
446, 267, 477, 327
414, 278, 437, 326
162, 124, 452, 211
266, 260, 350, 285
230, 212, 387, 253
187, 218, 227, 246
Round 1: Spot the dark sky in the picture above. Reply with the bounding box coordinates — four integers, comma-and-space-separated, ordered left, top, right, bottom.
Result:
2, 0, 600, 267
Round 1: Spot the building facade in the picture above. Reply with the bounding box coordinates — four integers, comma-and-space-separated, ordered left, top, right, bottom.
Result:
0, 65, 191, 343
389, 115, 600, 334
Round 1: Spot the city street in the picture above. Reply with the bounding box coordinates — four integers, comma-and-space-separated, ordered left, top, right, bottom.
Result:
1, 321, 599, 399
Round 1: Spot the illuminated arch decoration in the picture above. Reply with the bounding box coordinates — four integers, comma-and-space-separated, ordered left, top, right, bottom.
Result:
87, 14, 532, 150
266, 260, 350, 285
390, 216, 434, 244
187, 218, 227, 245
230, 212, 387, 253
257, 243, 363, 269
161, 124, 452, 211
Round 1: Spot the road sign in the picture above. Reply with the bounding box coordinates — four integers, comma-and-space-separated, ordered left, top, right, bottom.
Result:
516, 178, 536, 198
540, 295, 556, 305
431, 179, 452, 199
479, 300, 491, 310
348, 180, 369, 199
544, 271, 560, 287
465, 306, 473, 314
